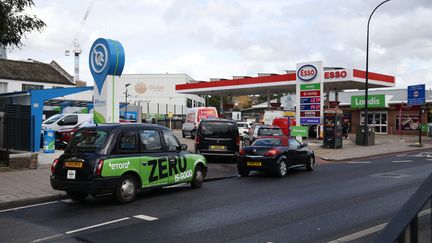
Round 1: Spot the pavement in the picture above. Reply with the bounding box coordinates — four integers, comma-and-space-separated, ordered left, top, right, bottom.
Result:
0, 131, 431, 207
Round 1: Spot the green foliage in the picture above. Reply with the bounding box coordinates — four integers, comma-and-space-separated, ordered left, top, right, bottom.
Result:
0, 0, 46, 49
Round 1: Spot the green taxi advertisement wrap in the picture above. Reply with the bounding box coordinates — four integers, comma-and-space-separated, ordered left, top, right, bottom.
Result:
101, 154, 206, 188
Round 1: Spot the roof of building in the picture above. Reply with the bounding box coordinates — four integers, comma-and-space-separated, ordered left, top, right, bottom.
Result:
248, 88, 432, 109
0, 59, 74, 85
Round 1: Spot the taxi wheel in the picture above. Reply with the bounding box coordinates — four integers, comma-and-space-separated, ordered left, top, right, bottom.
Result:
191, 130, 196, 139
67, 191, 88, 201
191, 165, 204, 189
115, 174, 138, 204
182, 131, 185, 138
306, 156, 315, 171
276, 159, 288, 178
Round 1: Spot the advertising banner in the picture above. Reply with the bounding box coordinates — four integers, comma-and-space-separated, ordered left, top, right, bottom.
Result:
407, 84, 425, 106
291, 126, 308, 137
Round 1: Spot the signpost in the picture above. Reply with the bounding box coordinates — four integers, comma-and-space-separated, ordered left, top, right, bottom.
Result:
407, 84, 426, 146
295, 61, 324, 142
89, 38, 125, 124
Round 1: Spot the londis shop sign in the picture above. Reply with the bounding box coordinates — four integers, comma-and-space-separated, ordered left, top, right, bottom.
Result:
351, 94, 386, 108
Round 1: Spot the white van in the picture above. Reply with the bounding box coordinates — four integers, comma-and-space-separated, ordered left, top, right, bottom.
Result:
42, 113, 93, 132
182, 107, 218, 138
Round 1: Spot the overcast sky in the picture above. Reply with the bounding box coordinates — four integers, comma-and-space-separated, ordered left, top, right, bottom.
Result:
7, 0, 432, 88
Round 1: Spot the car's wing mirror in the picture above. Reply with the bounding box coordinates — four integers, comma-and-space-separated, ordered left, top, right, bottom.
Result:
302, 142, 308, 147
180, 144, 188, 150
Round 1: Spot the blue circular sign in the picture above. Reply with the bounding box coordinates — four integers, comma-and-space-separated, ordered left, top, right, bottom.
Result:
90, 43, 109, 74
297, 64, 318, 82
89, 38, 125, 94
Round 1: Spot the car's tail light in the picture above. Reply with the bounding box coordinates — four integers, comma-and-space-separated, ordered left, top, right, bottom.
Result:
51, 159, 59, 174
264, 148, 281, 157
95, 159, 104, 176
236, 136, 240, 146
239, 149, 246, 156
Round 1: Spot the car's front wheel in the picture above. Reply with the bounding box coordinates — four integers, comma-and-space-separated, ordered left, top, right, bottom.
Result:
191, 165, 204, 188
67, 191, 88, 201
115, 174, 138, 204
276, 159, 288, 178
306, 156, 315, 171
182, 130, 186, 138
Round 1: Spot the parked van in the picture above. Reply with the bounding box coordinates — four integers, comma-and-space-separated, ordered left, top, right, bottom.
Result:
42, 114, 93, 132
272, 117, 296, 136
195, 119, 240, 162
263, 111, 283, 125
182, 107, 218, 139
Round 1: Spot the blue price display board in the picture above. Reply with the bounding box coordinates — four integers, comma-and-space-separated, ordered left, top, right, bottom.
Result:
300, 104, 321, 111
300, 97, 321, 104
300, 117, 320, 125
407, 84, 425, 106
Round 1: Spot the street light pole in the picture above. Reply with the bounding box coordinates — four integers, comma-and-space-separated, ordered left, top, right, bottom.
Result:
124, 83, 131, 120
364, 0, 391, 146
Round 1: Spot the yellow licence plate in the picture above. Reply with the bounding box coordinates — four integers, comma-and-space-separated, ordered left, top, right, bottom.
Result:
247, 161, 262, 167
64, 162, 83, 168
209, 145, 226, 150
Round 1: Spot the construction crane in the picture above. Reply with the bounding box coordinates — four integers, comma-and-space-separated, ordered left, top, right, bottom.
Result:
65, 0, 95, 83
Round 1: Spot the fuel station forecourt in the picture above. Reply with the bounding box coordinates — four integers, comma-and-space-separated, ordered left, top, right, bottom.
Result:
175, 61, 395, 143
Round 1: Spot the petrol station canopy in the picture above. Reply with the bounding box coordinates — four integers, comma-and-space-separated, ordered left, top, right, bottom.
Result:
176, 67, 395, 96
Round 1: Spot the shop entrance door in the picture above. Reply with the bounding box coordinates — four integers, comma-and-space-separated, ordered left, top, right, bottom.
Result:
360, 111, 388, 134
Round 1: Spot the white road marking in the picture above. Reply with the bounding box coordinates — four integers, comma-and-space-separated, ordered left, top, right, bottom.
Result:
328, 209, 431, 243
396, 154, 407, 157
392, 160, 413, 163
347, 161, 371, 164
65, 217, 130, 234
61, 199, 78, 204
0, 201, 58, 213
427, 159, 432, 161
32, 233, 64, 242
134, 214, 158, 221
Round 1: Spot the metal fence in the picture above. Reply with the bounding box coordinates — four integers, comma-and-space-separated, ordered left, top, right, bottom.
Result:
374, 172, 432, 242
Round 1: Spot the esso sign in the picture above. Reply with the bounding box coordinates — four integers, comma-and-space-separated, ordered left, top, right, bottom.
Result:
324, 70, 347, 79
297, 64, 317, 81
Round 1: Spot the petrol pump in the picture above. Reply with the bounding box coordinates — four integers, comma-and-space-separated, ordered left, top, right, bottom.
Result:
323, 108, 343, 148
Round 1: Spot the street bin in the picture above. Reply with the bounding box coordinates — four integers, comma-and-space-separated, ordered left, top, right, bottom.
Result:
355, 125, 375, 146
43, 129, 55, 153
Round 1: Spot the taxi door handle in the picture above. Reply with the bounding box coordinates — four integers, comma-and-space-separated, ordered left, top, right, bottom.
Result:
142, 162, 147, 166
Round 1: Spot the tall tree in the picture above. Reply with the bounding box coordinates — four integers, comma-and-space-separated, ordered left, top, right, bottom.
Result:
0, 0, 46, 49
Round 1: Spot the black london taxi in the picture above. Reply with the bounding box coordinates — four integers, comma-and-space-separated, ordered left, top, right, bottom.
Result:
50, 124, 207, 204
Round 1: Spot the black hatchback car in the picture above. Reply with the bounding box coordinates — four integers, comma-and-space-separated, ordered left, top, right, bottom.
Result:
195, 119, 240, 162
237, 137, 315, 177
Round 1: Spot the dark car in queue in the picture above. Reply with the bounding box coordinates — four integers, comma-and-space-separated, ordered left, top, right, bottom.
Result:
249, 125, 284, 145
195, 119, 240, 162
50, 124, 207, 204
237, 137, 315, 177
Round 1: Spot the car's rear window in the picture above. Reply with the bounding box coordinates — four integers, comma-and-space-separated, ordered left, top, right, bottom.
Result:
200, 122, 237, 138
253, 138, 281, 146
66, 129, 108, 153
258, 128, 283, 136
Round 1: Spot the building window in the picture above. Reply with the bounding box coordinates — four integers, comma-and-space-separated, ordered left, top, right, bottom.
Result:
186, 98, 192, 108
22, 84, 43, 91
52, 86, 64, 89
360, 111, 388, 134
0, 82, 7, 93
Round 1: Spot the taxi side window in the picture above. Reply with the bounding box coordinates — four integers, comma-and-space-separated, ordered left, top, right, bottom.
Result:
139, 130, 162, 152
162, 130, 180, 152
117, 131, 138, 153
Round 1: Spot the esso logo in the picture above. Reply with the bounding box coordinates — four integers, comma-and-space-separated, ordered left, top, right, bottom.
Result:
297, 65, 317, 81
324, 70, 347, 79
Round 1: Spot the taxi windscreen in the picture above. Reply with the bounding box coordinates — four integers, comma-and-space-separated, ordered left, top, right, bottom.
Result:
66, 129, 108, 153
